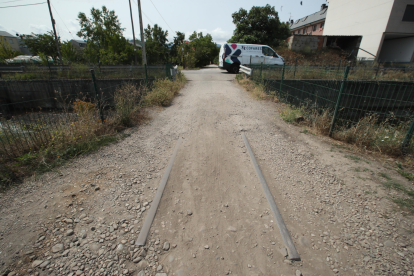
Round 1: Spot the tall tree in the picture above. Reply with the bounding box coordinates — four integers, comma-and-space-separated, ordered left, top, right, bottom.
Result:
189, 31, 219, 67
228, 5, 291, 47
77, 6, 133, 64
171, 31, 185, 64
22, 31, 60, 62
61, 41, 84, 63
144, 24, 169, 64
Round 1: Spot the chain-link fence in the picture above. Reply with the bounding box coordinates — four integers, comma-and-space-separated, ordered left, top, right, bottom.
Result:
250, 64, 414, 153
0, 64, 174, 159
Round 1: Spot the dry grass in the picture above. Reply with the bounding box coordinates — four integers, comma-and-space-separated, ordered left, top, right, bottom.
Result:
236, 75, 414, 159
144, 73, 187, 107
0, 79, 179, 189
236, 75, 278, 102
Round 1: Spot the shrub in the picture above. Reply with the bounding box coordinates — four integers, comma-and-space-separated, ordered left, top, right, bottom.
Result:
114, 83, 146, 127
144, 73, 187, 107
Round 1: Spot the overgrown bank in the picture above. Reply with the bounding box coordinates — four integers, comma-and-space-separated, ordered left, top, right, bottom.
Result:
236, 74, 414, 212
236, 74, 413, 157
0, 73, 186, 189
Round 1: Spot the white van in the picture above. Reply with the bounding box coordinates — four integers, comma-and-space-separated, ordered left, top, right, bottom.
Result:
218, 43, 284, 73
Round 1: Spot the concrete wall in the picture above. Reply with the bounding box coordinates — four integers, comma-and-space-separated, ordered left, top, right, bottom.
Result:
324, 0, 395, 58
386, 0, 414, 33
287, 35, 326, 51
379, 36, 414, 62
0, 78, 148, 116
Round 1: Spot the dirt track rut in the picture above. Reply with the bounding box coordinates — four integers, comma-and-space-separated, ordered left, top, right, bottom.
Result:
1, 66, 414, 276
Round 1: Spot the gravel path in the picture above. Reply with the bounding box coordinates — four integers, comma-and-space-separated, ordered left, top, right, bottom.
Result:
1, 65, 414, 276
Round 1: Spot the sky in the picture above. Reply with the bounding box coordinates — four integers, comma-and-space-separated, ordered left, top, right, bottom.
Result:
0, 0, 328, 45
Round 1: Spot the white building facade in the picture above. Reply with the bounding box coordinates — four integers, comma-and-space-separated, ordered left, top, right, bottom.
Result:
323, 0, 414, 63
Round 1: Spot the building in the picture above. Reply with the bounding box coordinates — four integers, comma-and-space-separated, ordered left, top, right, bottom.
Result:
0, 31, 20, 52
70, 39, 87, 50
128, 39, 143, 49
323, 0, 414, 63
289, 4, 328, 36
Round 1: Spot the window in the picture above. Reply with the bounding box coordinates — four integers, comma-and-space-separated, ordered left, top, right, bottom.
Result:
320, 22, 325, 30
302, 28, 306, 34
313, 25, 317, 31
9, 39, 13, 44
402, 5, 414, 22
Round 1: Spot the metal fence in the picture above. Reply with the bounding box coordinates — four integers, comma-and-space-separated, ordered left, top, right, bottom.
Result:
249, 64, 414, 153
0, 64, 174, 159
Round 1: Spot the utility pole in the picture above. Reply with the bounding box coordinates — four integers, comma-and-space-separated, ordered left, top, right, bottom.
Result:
128, 0, 137, 65
137, 0, 147, 65
46, 0, 62, 65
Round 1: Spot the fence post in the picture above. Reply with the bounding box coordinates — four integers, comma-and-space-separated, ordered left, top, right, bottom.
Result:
250, 56, 252, 67
375, 60, 381, 78
280, 63, 285, 96
260, 62, 263, 81
90, 69, 104, 123
337, 60, 341, 72
145, 64, 148, 87
294, 57, 297, 78
329, 66, 350, 137
402, 119, 414, 152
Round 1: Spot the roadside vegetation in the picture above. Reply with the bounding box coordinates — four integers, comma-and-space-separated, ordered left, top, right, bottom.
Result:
0, 75, 186, 190
236, 73, 414, 212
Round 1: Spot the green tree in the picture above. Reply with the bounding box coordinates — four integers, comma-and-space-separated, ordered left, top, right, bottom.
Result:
171, 31, 185, 64
144, 24, 169, 64
61, 41, 84, 63
0, 36, 22, 62
228, 5, 291, 47
188, 31, 219, 67
22, 31, 60, 63
77, 6, 134, 64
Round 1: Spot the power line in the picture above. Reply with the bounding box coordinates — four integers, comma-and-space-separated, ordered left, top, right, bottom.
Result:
0, 0, 30, 3
0, 1, 45, 8
148, 0, 174, 34
131, 0, 154, 25
51, 2, 75, 39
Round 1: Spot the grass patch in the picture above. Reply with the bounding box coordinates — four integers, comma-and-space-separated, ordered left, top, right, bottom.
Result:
397, 170, 414, 182
144, 73, 187, 107
279, 105, 303, 124
382, 180, 414, 213
378, 172, 392, 180
344, 155, 370, 163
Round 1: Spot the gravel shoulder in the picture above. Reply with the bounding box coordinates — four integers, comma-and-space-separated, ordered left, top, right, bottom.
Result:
1, 65, 413, 276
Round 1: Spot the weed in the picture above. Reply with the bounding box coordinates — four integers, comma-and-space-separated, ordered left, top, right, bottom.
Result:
397, 170, 414, 182
378, 172, 392, 180
144, 74, 187, 107
344, 155, 370, 164
345, 155, 361, 162
114, 83, 145, 127
382, 180, 414, 213
279, 105, 303, 124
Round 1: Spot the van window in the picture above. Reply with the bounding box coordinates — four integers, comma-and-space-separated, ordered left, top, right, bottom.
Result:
262, 47, 272, 56
262, 47, 278, 57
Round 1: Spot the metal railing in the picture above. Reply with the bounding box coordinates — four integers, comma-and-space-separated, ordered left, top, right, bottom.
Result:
248, 63, 414, 153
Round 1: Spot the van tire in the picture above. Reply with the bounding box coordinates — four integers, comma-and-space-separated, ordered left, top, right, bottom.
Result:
230, 64, 240, 74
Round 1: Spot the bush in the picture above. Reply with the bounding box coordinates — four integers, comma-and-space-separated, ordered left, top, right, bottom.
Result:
144, 73, 186, 106
114, 83, 146, 127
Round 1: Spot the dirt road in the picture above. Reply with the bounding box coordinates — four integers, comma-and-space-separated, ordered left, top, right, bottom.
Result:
1, 66, 413, 276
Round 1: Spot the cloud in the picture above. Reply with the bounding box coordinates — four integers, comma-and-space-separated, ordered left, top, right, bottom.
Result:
29, 24, 50, 34
182, 28, 231, 44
